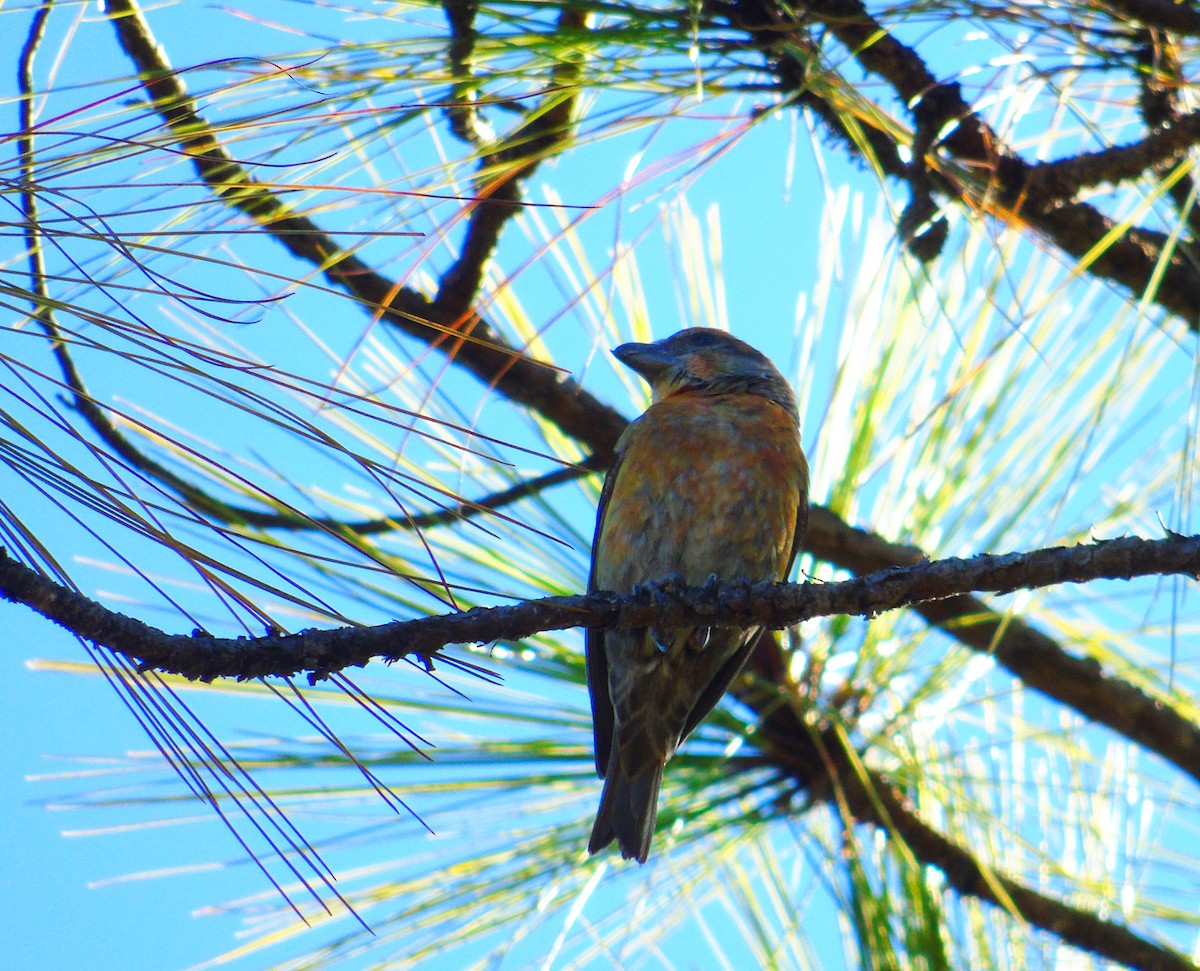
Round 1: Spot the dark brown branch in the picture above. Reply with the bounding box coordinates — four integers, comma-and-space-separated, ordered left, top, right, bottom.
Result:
1099, 0, 1200, 37
871, 779, 1193, 970
810, 512, 1200, 789
397, 458, 600, 531
900, 79, 950, 261
1026, 107, 1200, 197
866, 771, 1194, 971
17, 534, 1200, 677
433, 7, 589, 321
767, 0, 1200, 322
180, 458, 597, 534
1133, 29, 1200, 241
741, 640, 1196, 971
6, 535, 1200, 783
442, 0, 486, 147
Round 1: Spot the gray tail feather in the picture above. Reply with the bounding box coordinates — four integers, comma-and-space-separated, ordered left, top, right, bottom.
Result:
588, 746, 663, 864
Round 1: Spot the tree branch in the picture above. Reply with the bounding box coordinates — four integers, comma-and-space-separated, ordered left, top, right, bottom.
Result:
6, 535, 1200, 785
433, 6, 589, 321
1133, 28, 1200, 242
442, 0, 487, 147
740, 640, 1197, 971
753, 0, 1200, 322
1099, 0, 1200, 37
1026, 107, 1200, 197
811, 512, 1200, 787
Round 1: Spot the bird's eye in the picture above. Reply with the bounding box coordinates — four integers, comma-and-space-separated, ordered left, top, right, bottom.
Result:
679, 330, 721, 349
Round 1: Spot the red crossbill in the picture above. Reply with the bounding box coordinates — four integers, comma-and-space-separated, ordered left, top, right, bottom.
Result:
586, 327, 809, 862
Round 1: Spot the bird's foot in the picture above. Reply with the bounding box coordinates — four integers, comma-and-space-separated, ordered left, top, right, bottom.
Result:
633, 575, 686, 654
711, 574, 754, 622
632, 573, 686, 607
722, 574, 755, 604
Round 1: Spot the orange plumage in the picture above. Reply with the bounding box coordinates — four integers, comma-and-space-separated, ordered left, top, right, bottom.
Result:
586, 328, 809, 862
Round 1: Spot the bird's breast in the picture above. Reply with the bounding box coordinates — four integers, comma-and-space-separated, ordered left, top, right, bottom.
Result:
595, 392, 807, 593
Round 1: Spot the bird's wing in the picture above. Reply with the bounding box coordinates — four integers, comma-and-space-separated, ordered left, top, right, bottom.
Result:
585, 447, 625, 778
676, 630, 761, 745
786, 452, 811, 577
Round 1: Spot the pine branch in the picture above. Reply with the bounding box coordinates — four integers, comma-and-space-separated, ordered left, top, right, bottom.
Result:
12, 534, 1195, 678
742, 657, 1197, 971
6, 534, 1199, 780
755, 0, 1200, 321
1099, 0, 1200, 37
1132, 28, 1200, 241
433, 6, 589, 321
442, 0, 487, 147
1026, 108, 1200, 196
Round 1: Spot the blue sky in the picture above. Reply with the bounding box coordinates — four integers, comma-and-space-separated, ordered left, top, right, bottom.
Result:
2, 624, 260, 968
4, 2, 1199, 969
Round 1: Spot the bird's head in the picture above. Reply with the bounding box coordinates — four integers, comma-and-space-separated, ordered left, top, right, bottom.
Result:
612, 327, 798, 423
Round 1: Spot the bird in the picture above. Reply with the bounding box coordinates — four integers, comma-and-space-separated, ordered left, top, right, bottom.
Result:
586, 327, 809, 863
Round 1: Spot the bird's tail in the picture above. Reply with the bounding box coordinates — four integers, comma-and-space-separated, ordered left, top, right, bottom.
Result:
587, 744, 663, 864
